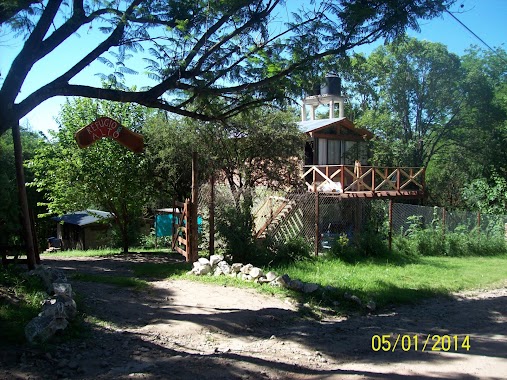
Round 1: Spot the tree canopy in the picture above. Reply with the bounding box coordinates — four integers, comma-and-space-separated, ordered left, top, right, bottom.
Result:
30, 97, 153, 253
1, 0, 456, 135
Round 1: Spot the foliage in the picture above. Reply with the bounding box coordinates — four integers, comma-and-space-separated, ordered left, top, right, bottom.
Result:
266, 236, 313, 267
29, 97, 154, 253
215, 196, 257, 264
394, 211, 507, 257
0, 127, 49, 248
462, 172, 507, 215
343, 36, 463, 167
0, 266, 47, 344
1, 0, 455, 137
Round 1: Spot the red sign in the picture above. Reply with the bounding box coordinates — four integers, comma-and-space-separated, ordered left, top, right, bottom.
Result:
75, 117, 144, 153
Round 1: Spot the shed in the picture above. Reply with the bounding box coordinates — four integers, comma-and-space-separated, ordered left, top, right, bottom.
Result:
51, 210, 114, 250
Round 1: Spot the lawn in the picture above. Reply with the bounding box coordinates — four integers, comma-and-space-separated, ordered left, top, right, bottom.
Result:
278, 254, 507, 307
40, 248, 507, 309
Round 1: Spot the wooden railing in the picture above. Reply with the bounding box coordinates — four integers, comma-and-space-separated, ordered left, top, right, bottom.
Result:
301, 165, 425, 196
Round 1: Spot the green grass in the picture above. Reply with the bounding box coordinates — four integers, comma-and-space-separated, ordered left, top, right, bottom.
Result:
0, 267, 47, 345
47, 247, 173, 258
275, 254, 507, 308
71, 273, 149, 290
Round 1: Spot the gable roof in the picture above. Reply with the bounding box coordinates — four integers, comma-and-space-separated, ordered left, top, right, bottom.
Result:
52, 210, 114, 226
298, 117, 373, 139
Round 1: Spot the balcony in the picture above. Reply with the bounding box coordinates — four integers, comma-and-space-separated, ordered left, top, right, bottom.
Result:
301, 165, 425, 199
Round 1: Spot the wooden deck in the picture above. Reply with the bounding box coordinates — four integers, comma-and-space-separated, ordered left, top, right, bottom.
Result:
301, 165, 425, 199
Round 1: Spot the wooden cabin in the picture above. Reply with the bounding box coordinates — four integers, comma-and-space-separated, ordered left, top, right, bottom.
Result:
51, 210, 114, 250
298, 75, 424, 199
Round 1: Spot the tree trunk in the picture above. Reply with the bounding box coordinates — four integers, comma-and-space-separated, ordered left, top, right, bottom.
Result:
11, 123, 36, 269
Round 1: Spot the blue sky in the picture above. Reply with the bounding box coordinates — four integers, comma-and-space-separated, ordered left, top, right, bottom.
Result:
1, 0, 506, 136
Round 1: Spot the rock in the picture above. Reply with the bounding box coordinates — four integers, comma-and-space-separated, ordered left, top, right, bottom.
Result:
213, 267, 223, 277
240, 264, 253, 274
249, 267, 263, 279
366, 301, 376, 311
217, 261, 231, 275
271, 274, 291, 288
257, 276, 271, 284
302, 283, 319, 294
209, 255, 224, 267
231, 263, 243, 273
344, 293, 362, 306
53, 282, 73, 297
28, 265, 68, 293
40, 295, 77, 320
198, 257, 211, 266
288, 279, 304, 292
195, 263, 211, 275
25, 314, 69, 344
265, 271, 278, 282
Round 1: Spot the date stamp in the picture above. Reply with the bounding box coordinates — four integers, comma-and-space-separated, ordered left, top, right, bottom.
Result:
371, 334, 471, 352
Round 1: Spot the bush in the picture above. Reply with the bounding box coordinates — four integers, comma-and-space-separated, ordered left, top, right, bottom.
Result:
268, 236, 313, 266
216, 200, 257, 264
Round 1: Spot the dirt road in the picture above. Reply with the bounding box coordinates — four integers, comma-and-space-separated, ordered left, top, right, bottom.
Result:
1, 254, 506, 379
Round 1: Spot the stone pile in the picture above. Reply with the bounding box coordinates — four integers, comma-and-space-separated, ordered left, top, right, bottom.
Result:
24, 265, 77, 344
188, 255, 321, 294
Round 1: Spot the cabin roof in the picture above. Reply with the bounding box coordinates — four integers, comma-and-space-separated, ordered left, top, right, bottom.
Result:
298, 117, 373, 139
52, 209, 114, 226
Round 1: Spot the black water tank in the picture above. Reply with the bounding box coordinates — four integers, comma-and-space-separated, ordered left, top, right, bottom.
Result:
305, 82, 321, 96
320, 75, 341, 96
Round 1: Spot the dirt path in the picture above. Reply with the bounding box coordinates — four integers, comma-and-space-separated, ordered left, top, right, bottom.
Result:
2, 254, 506, 380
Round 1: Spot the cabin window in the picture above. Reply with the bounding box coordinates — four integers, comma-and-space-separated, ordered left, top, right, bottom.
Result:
317, 138, 342, 165
328, 140, 341, 164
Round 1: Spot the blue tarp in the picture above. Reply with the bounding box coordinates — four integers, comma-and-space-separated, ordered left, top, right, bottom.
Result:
155, 214, 203, 237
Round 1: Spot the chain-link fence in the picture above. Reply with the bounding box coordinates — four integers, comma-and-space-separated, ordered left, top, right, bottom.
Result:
391, 203, 507, 237
198, 183, 507, 254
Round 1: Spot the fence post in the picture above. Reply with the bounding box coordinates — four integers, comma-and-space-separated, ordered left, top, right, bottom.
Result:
388, 199, 393, 251
315, 190, 319, 257
209, 173, 215, 257
190, 151, 199, 263
442, 207, 446, 235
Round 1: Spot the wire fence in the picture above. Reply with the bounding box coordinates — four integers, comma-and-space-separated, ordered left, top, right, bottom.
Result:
197, 183, 507, 254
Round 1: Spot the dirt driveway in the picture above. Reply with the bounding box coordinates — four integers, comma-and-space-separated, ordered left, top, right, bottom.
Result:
2, 254, 506, 379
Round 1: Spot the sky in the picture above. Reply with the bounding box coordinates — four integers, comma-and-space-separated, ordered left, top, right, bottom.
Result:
1, 0, 506, 136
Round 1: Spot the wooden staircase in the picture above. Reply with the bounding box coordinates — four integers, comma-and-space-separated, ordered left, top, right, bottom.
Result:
254, 196, 295, 239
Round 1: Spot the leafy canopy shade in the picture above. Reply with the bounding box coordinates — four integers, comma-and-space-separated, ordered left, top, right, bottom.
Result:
0, 0, 455, 136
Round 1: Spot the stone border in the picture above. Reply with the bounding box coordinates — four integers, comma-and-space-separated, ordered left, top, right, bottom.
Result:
24, 265, 77, 344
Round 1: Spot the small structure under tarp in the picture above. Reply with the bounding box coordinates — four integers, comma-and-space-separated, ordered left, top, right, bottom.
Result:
51, 210, 114, 250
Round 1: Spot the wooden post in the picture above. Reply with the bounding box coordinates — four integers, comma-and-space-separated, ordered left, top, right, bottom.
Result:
209, 173, 215, 257
388, 199, 393, 251
12, 124, 36, 270
29, 209, 40, 265
190, 152, 199, 262
314, 190, 319, 257
442, 207, 446, 235
477, 211, 481, 235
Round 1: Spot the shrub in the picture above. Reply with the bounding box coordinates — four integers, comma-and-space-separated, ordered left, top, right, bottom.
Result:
268, 236, 313, 266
